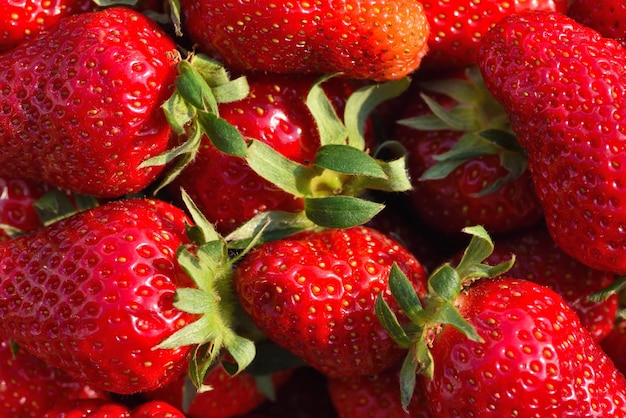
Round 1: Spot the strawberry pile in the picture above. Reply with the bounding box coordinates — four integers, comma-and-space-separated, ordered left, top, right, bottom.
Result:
2, 0, 626, 417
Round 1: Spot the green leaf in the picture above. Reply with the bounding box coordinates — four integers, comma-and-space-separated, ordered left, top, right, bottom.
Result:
188, 54, 231, 87
225, 210, 315, 249
181, 189, 220, 244
387, 264, 424, 324
212, 76, 250, 104
197, 112, 248, 157
419, 77, 477, 105
374, 295, 413, 348
454, 225, 495, 278
246, 140, 311, 197
34, 189, 82, 226
306, 74, 348, 146
155, 315, 219, 349
162, 91, 196, 135
304, 196, 383, 228
139, 119, 203, 169
344, 77, 411, 150
590, 275, 626, 302
167, 0, 183, 36
367, 141, 413, 192
433, 302, 481, 342
427, 264, 462, 302
420, 93, 480, 131
399, 344, 420, 409
222, 331, 256, 373
172, 288, 218, 314
313, 144, 386, 178
175, 60, 218, 114
396, 113, 453, 131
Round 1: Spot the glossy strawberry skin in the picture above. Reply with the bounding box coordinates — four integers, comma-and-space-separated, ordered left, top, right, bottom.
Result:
0, 198, 198, 394
477, 10, 626, 274
0, 338, 107, 417
0, 177, 51, 241
170, 74, 366, 235
568, 0, 626, 45
0, 0, 95, 53
179, 0, 430, 81
233, 226, 428, 379
425, 277, 626, 417
420, 0, 567, 72
42, 399, 131, 417
478, 226, 618, 341
0, 7, 178, 198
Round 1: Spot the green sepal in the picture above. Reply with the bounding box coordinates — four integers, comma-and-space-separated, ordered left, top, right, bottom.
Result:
175, 60, 219, 114
374, 294, 413, 348
188, 54, 232, 87
367, 141, 413, 192
162, 91, 196, 135
399, 343, 421, 410
139, 119, 203, 169
197, 112, 248, 157
246, 139, 312, 197
387, 264, 424, 324
212, 76, 250, 104
156, 314, 220, 350
304, 196, 383, 228
167, 0, 183, 36
34, 189, 98, 226
313, 144, 386, 178
225, 210, 316, 250
589, 275, 626, 302
306, 74, 349, 146
181, 188, 221, 244
344, 77, 411, 150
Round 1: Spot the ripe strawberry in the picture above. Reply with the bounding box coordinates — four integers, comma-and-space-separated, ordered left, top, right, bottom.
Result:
145, 362, 292, 418
232, 225, 428, 379
378, 226, 626, 416
419, 0, 567, 71
478, 225, 618, 341
0, 0, 95, 53
42, 399, 132, 417
424, 277, 626, 416
568, 0, 626, 46
0, 177, 51, 241
327, 361, 434, 418
169, 73, 353, 235
0, 198, 200, 394
395, 67, 543, 236
600, 319, 626, 377
130, 400, 186, 417
177, 0, 430, 81
0, 7, 179, 198
477, 10, 626, 274
0, 338, 107, 417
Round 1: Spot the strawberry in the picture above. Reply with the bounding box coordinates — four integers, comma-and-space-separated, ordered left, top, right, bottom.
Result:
42, 399, 132, 417
0, 177, 51, 240
0, 7, 179, 198
568, 0, 626, 46
144, 362, 292, 418
129, 400, 186, 417
477, 10, 626, 274
169, 73, 362, 235
378, 226, 626, 416
0, 0, 95, 53
177, 0, 430, 81
327, 361, 434, 418
232, 225, 428, 379
600, 319, 626, 377
0, 338, 107, 417
395, 67, 543, 236
419, 0, 567, 72
476, 225, 619, 341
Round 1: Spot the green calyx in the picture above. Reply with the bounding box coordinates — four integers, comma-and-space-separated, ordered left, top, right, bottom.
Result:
375, 225, 515, 410
155, 190, 255, 391
397, 66, 526, 196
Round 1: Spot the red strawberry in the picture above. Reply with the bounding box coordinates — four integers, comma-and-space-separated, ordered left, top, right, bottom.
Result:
600, 319, 626, 377
0, 198, 200, 394
0, 338, 107, 417
177, 0, 430, 81
419, 0, 567, 71
424, 277, 626, 416
145, 362, 292, 418
0, 177, 51, 240
327, 362, 434, 418
0, 7, 179, 198
477, 10, 626, 274
0, 0, 95, 53
378, 226, 626, 416
478, 225, 618, 341
130, 400, 186, 417
42, 399, 131, 417
395, 67, 543, 236
232, 225, 428, 379
169, 73, 354, 235
568, 0, 626, 46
